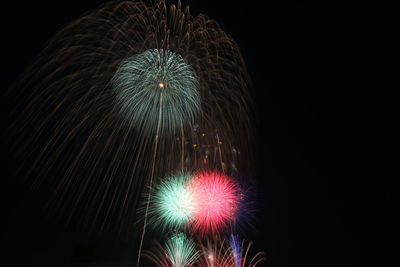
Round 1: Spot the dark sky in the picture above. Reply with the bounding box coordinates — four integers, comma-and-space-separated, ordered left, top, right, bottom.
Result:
0, 0, 399, 266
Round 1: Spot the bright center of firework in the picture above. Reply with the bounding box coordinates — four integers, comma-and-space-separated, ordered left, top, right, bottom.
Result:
187, 171, 240, 234
112, 49, 200, 135
167, 186, 193, 219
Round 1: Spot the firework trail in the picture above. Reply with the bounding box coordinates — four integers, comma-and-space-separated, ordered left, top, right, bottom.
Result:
197, 237, 233, 267
229, 235, 242, 267
10, 0, 254, 239
197, 235, 265, 267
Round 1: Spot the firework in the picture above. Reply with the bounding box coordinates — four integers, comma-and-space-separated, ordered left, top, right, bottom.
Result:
197, 235, 265, 267
198, 237, 233, 267
112, 49, 200, 136
149, 172, 195, 230
148, 171, 242, 236
144, 233, 200, 267
10, 0, 254, 237
187, 171, 241, 235
229, 235, 242, 267
145, 235, 265, 267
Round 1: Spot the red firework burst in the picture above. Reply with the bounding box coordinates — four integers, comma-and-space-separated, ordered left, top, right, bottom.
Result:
187, 171, 240, 235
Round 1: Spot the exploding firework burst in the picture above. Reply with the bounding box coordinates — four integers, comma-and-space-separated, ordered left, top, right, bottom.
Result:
144, 232, 200, 267
149, 172, 195, 231
112, 49, 200, 136
187, 171, 241, 235
10, 0, 254, 238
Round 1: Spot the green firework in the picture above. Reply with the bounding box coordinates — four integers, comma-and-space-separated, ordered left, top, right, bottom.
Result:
112, 49, 200, 136
151, 172, 194, 230
164, 233, 199, 267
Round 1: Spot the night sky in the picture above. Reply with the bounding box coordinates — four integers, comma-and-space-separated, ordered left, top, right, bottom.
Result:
0, 0, 398, 266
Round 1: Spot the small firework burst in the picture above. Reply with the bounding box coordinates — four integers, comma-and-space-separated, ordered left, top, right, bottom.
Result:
144, 233, 200, 267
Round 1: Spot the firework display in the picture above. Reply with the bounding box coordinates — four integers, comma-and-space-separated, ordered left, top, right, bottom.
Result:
145, 234, 264, 267
11, 0, 264, 265
12, 0, 254, 237
149, 171, 241, 235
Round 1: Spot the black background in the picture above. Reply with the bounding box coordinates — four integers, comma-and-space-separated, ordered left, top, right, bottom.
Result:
0, 0, 398, 266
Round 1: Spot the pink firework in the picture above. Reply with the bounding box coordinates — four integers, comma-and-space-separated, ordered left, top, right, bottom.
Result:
187, 171, 241, 235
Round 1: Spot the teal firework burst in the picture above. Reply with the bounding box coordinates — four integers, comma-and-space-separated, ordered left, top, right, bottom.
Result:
150, 172, 194, 230
144, 233, 200, 267
164, 233, 199, 267
112, 49, 200, 136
